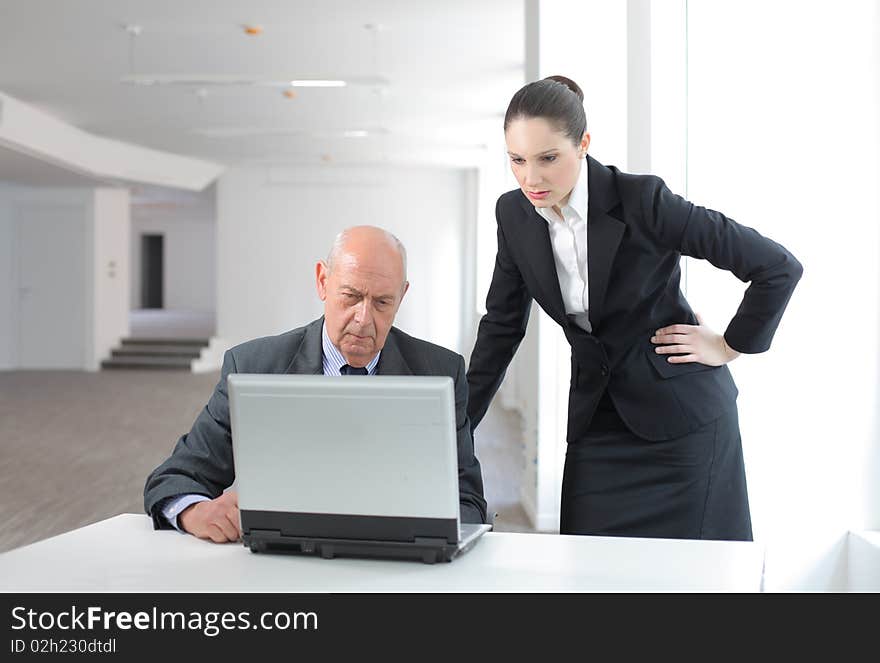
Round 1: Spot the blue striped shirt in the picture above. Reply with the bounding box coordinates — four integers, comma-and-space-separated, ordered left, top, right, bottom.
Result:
320, 321, 381, 376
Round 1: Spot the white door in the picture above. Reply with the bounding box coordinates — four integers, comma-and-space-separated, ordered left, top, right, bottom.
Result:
16, 204, 87, 369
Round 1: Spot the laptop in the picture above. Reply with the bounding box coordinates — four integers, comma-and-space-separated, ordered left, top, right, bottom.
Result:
227, 373, 491, 564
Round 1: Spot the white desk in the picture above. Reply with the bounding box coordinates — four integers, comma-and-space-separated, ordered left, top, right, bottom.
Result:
0, 514, 764, 592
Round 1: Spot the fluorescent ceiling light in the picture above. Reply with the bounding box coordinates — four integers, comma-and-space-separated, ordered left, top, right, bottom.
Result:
193, 127, 389, 138
289, 80, 346, 87
120, 74, 387, 87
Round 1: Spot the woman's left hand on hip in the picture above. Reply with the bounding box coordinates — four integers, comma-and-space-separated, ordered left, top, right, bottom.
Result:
650, 313, 741, 366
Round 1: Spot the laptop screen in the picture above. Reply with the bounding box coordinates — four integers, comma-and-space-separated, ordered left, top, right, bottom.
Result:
228, 374, 460, 527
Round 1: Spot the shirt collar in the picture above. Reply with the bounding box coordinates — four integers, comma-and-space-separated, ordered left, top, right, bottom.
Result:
535, 157, 589, 224
321, 321, 381, 376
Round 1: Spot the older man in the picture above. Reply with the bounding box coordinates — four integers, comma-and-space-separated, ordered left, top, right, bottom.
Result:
144, 226, 487, 542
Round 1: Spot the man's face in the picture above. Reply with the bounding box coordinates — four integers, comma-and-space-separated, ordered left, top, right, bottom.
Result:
316, 246, 408, 368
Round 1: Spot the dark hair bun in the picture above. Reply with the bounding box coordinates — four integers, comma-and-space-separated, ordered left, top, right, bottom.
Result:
504, 75, 587, 143
544, 75, 584, 102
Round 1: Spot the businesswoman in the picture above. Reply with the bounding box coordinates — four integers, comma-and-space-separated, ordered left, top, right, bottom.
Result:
467, 76, 802, 540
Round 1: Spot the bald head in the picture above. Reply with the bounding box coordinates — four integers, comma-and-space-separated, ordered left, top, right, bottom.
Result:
326, 226, 407, 285
316, 226, 410, 368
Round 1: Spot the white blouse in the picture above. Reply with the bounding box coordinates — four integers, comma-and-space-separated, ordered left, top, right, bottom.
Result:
534, 159, 591, 332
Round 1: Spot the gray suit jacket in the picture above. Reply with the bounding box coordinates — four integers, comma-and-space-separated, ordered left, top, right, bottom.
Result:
144, 317, 488, 527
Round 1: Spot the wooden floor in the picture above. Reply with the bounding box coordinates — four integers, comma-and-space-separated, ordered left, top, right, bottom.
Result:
0, 369, 533, 552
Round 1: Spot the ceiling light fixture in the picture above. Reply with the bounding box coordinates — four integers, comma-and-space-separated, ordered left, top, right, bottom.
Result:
193, 127, 388, 138
288, 80, 346, 88
120, 74, 385, 88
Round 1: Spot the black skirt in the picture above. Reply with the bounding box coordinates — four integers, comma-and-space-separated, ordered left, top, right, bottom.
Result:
560, 401, 752, 541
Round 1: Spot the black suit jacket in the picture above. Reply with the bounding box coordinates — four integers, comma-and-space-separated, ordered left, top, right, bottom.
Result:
144, 317, 488, 526
467, 156, 803, 442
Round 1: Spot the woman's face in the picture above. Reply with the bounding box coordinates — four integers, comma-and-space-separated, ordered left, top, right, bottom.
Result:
505, 116, 589, 210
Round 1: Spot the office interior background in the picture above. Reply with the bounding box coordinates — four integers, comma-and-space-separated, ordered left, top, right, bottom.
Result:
1, 0, 878, 590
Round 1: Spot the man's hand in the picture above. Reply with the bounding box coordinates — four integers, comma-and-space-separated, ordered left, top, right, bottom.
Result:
650, 314, 741, 366
179, 490, 241, 543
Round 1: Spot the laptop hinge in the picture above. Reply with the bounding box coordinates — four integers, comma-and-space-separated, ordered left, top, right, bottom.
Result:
243, 529, 458, 564
413, 537, 453, 546
247, 528, 281, 538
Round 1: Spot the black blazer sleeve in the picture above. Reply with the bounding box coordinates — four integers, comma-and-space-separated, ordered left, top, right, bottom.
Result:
642, 178, 803, 353
452, 356, 489, 524
143, 350, 237, 528
466, 198, 533, 430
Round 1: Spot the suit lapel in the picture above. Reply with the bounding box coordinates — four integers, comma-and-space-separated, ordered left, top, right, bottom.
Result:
375, 329, 413, 376
514, 156, 626, 329
286, 318, 412, 376
586, 156, 625, 329
516, 195, 568, 324
284, 317, 324, 374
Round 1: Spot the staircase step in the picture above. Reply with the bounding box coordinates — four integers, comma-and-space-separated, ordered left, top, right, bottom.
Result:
102, 355, 194, 370
103, 337, 210, 371
121, 337, 209, 347
112, 346, 202, 358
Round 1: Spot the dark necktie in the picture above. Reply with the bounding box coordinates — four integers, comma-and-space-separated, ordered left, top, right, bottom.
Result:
340, 364, 369, 376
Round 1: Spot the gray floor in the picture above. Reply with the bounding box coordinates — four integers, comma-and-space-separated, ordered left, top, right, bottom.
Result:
0, 369, 533, 553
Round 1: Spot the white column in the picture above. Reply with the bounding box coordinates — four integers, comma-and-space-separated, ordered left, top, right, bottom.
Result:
627, 0, 652, 174
90, 188, 131, 371
515, 0, 633, 531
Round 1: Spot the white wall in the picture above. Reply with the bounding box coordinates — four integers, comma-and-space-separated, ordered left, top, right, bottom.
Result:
0, 184, 14, 369
0, 184, 130, 371
214, 165, 474, 355
130, 188, 216, 313
683, 0, 879, 586
541, 0, 629, 169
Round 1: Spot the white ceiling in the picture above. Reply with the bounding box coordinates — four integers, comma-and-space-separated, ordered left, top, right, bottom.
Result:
0, 0, 524, 184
